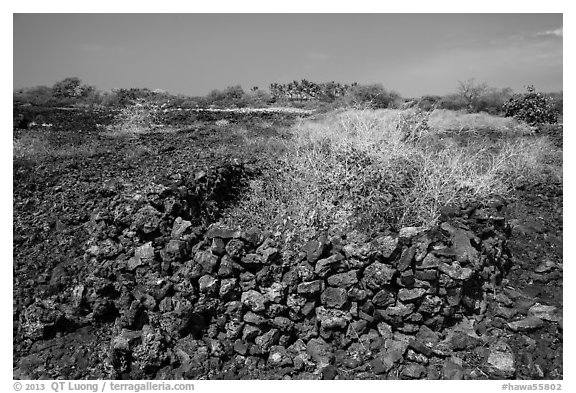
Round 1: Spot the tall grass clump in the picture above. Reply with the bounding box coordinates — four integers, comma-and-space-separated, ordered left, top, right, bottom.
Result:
227, 108, 561, 244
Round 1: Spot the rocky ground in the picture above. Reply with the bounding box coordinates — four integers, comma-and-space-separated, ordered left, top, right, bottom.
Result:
12, 107, 562, 380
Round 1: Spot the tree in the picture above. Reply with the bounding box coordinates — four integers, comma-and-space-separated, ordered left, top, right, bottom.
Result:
503, 85, 559, 125
52, 77, 84, 98
457, 78, 488, 112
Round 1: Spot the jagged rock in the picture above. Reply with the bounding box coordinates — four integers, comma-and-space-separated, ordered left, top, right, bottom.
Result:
241, 290, 267, 312
315, 253, 347, 277
415, 325, 440, 346
399, 226, 426, 239
371, 339, 407, 374
327, 270, 358, 288
507, 316, 544, 332
342, 243, 373, 260
219, 278, 238, 300
418, 295, 442, 315
241, 253, 263, 266
439, 222, 480, 266
315, 306, 352, 329
224, 239, 245, 260
171, 217, 192, 239
372, 288, 395, 308
135, 242, 155, 261
528, 303, 562, 322
132, 205, 162, 234
242, 324, 262, 340
398, 269, 416, 287
243, 312, 266, 326
303, 237, 329, 263
438, 262, 473, 281
210, 238, 226, 256
261, 282, 287, 303
239, 272, 256, 291
270, 316, 293, 331
348, 287, 369, 302
397, 246, 416, 271
372, 235, 399, 260
486, 339, 515, 378
306, 337, 334, 367
260, 247, 279, 264
255, 328, 280, 351
376, 302, 415, 326
416, 253, 441, 270
205, 224, 237, 239
402, 363, 427, 379
494, 305, 518, 319
321, 287, 348, 309
297, 280, 325, 295
406, 349, 429, 364
198, 275, 218, 295
398, 288, 427, 302
268, 345, 293, 367
347, 319, 368, 338
448, 331, 483, 350
224, 318, 244, 340
443, 360, 465, 379
233, 339, 249, 355
377, 321, 393, 340
194, 250, 219, 274
362, 262, 396, 290
111, 329, 142, 352
535, 259, 557, 274
163, 239, 188, 261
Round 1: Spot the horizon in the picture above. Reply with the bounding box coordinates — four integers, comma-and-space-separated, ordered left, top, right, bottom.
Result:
13, 14, 563, 97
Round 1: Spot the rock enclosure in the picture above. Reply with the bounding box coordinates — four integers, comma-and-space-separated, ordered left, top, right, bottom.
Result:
15, 166, 519, 379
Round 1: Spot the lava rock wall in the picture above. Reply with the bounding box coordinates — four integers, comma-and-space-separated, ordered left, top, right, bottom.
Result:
16, 168, 511, 379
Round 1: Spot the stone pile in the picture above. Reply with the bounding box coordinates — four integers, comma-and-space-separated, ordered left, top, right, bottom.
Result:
16, 172, 512, 379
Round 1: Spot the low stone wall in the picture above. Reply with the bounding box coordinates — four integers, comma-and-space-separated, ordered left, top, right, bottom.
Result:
16, 167, 511, 379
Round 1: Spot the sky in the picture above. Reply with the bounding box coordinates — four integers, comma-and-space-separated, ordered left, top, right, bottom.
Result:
13, 13, 563, 97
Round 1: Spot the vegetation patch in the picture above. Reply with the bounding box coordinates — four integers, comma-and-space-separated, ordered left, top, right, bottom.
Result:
225, 108, 561, 246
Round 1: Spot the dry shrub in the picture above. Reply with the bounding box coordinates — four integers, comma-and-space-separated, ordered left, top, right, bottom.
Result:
225, 108, 561, 242
429, 109, 535, 135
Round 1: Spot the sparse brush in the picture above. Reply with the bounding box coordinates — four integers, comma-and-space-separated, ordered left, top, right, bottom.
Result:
224, 108, 562, 243
429, 109, 535, 135
13, 134, 102, 161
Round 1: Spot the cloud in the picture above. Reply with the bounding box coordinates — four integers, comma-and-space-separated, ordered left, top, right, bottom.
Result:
536, 27, 563, 38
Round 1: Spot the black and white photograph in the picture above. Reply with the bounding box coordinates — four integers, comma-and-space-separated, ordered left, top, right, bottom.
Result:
11, 7, 565, 386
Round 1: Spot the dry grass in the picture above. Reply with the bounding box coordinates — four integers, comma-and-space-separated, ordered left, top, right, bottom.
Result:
428, 109, 535, 135
13, 134, 102, 161
225, 108, 561, 242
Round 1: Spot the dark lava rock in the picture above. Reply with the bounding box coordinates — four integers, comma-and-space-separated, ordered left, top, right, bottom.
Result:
327, 270, 358, 288
320, 287, 348, 309
362, 262, 396, 290
303, 237, 329, 263
306, 337, 334, 367
401, 363, 427, 379
297, 280, 325, 295
315, 253, 347, 278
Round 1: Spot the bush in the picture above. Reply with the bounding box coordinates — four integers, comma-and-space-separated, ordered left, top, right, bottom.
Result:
504, 86, 559, 125
474, 87, 514, 115
342, 84, 402, 109
438, 93, 468, 111
203, 85, 249, 108
417, 95, 441, 111
225, 107, 562, 247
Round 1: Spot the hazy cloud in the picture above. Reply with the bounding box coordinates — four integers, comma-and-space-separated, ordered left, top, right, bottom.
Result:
536, 27, 563, 38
